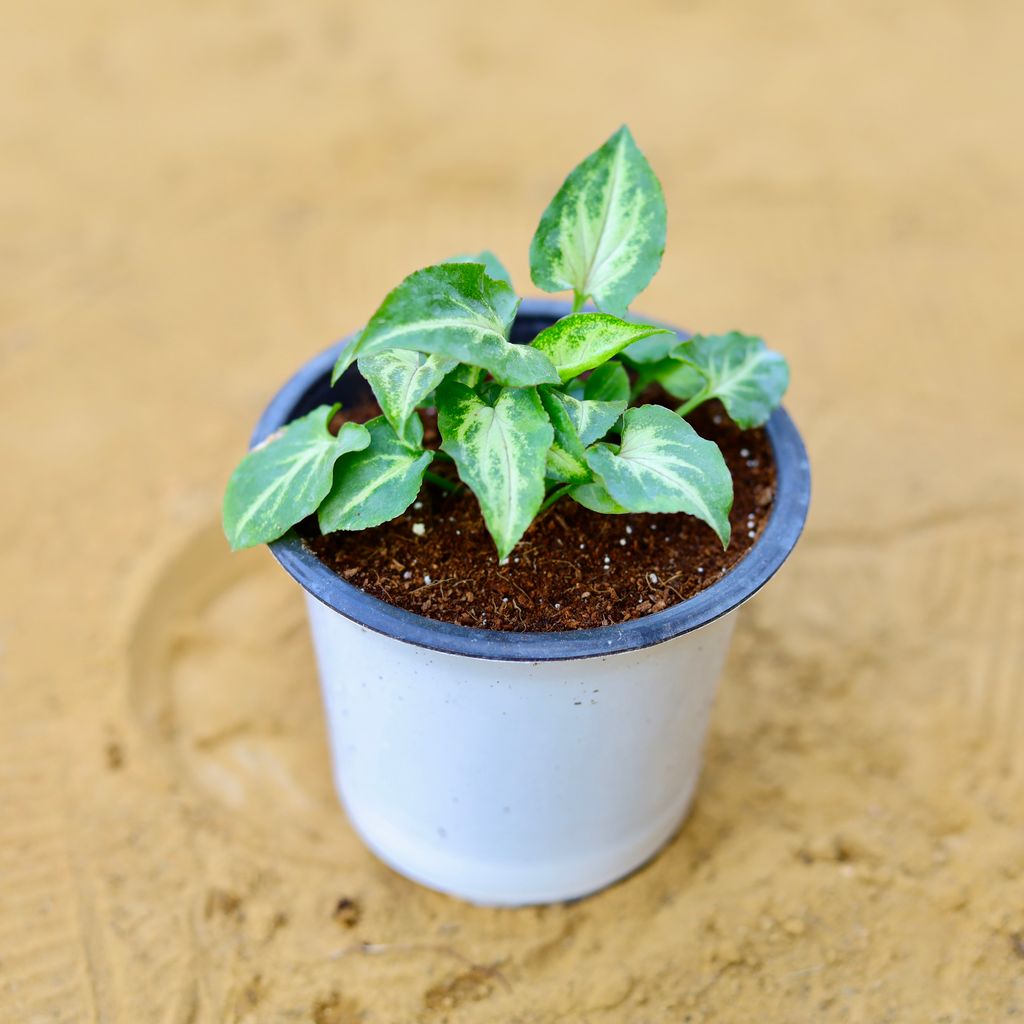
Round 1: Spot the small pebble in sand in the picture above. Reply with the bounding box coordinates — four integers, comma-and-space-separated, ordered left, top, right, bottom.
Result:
411, 522, 425, 536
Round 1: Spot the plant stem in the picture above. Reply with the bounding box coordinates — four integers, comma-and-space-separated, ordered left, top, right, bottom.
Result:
539, 483, 573, 515
424, 469, 460, 494
676, 387, 710, 418
571, 290, 587, 314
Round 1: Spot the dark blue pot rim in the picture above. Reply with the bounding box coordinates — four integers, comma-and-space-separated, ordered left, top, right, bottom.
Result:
252, 298, 811, 662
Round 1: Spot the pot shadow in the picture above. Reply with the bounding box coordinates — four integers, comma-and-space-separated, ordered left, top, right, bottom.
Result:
126, 521, 349, 847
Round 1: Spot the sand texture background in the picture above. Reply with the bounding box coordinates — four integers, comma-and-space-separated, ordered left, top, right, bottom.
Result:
2, 0, 1023, 1021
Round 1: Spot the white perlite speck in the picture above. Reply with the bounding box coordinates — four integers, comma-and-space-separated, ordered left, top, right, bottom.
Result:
423, 574, 432, 584
411, 523, 425, 536
648, 572, 659, 584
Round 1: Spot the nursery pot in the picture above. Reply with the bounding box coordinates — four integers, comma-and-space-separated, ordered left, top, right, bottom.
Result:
254, 299, 811, 906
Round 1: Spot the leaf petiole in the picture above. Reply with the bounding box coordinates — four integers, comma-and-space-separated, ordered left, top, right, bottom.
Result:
539, 483, 574, 515
424, 468, 462, 494
676, 386, 711, 418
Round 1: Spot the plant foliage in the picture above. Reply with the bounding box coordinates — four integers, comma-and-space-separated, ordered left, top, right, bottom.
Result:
223, 126, 790, 558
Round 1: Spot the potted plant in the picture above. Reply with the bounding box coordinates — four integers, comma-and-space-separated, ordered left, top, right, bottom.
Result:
222, 126, 810, 905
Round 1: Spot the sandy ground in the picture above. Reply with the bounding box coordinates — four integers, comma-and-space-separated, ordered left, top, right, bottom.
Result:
2, 1, 1023, 1021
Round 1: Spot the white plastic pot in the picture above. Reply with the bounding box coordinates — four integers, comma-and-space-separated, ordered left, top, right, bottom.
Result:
255, 300, 811, 905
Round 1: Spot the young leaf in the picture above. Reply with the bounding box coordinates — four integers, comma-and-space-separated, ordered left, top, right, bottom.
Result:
359, 350, 456, 444
447, 250, 513, 288
318, 417, 432, 532
332, 263, 558, 387
584, 405, 733, 545
437, 382, 554, 560
529, 125, 667, 316
543, 388, 625, 447
674, 332, 789, 428
537, 386, 591, 484
531, 313, 671, 382
223, 405, 371, 550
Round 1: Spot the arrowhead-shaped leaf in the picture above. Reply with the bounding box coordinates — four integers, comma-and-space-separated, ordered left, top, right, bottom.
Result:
223, 405, 371, 550
447, 250, 513, 288
531, 312, 671, 382
674, 332, 789, 428
543, 388, 625, 448
537, 386, 591, 484
529, 125, 667, 316
332, 263, 558, 387
358, 349, 456, 444
437, 382, 554, 559
585, 405, 733, 545
318, 417, 433, 532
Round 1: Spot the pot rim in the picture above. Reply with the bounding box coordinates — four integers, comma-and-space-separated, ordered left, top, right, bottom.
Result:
253, 298, 811, 662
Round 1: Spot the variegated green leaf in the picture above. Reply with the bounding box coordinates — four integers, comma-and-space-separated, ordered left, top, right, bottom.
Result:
447, 250, 513, 288
318, 417, 432, 532
543, 388, 625, 448
529, 125, 666, 316
531, 312, 671, 382
585, 405, 733, 545
437, 382, 554, 559
537, 386, 591, 484
332, 263, 558, 387
569, 479, 628, 514
358, 349, 456, 444
674, 332, 789, 428
223, 405, 371, 550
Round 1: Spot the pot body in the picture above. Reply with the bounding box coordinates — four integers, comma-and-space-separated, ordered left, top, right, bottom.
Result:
305, 594, 737, 905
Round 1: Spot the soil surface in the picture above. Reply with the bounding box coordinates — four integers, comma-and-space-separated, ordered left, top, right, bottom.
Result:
310, 398, 776, 631
3, 2, 1024, 1022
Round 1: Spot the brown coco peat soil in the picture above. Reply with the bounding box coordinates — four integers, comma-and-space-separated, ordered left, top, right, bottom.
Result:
309, 396, 776, 631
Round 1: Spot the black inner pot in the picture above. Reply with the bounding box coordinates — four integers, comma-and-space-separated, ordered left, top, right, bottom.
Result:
252, 298, 811, 662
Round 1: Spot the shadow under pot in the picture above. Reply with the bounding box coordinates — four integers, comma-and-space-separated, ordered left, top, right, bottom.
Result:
253, 298, 811, 906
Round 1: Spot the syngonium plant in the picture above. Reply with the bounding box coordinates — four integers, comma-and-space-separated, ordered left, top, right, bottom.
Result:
223, 126, 789, 560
